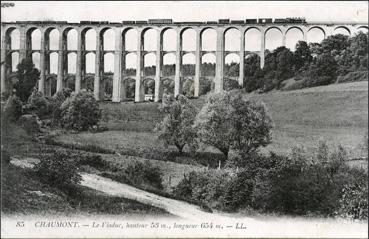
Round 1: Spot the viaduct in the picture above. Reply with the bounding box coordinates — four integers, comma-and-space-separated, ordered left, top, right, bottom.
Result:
1, 20, 368, 102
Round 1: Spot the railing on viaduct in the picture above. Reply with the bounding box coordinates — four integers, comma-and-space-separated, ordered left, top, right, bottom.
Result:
1, 20, 368, 102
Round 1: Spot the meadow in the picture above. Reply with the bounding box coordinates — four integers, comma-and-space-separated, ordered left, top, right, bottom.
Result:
57, 81, 368, 156
51, 81, 368, 190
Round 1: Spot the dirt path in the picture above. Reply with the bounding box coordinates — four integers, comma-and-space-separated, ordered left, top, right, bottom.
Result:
80, 173, 238, 221
9, 157, 248, 221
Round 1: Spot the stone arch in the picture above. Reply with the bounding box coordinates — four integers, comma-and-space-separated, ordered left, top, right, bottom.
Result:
357, 26, 368, 32
162, 53, 176, 76
265, 26, 283, 50
5, 27, 20, 50
124, 52, 137, 74
181, 27, 196, 51
161, 77, 175, 95
200, 27, 217, 51
334, 26, 351, 35
84, 52, 95, 73
143, 52, 156, 75
265, 26, 283, 35
142, 27, 157, 51
62, 27, 78, 50
44, 27, 60, 51
224, 27, 241, 51
122, 27, 138, 51
103, 52, 114, 73
81, 27, 96, 50
201, 53, 216, 76
26, 27, 42, 51
307, 26, 326, 42
100, 27, 115, 51
285, 27, 304, 50
121, 77, 136, 100
355, 26, 368, 35
182, 53, 195, 76
225, 53, 240, 77
162, 27, 177, 51
142, 77, 155, 98
244, 27, 261, 51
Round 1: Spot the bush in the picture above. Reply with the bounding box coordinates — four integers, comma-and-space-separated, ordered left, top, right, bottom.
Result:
224, 78, 241, 91
173, 170, 231, 209
173, 143, 368, 218
50, 88, 73, 123
26, 90, 51, 117
60, 91, 102, 131
338, 181, 368, 220
123, 161, 163, 190
34, 149, 82, 189
336, 71, 368, 83
2, 95, 23, 122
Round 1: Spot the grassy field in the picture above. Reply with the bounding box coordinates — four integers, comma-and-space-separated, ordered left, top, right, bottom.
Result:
62, 81, 368, 157
50, 81, 369, 190
1, 123, 170, 216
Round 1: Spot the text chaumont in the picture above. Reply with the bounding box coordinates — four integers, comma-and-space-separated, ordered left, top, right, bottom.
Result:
35, 221, 79, 228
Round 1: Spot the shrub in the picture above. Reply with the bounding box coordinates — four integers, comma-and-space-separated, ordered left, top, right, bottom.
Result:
199, 78, 212, 95
26, 90, 51, 117
336, 71, 368, 83
60, 91, 102, 131
338, 181, 368, 220
173, 170, 231, 209
155, 94, 198, 154
123, 161, 163, 190
34, 149, 82, 189
50, 88, 73, 123
2, 95, 23, 122
224, 78, 241, 91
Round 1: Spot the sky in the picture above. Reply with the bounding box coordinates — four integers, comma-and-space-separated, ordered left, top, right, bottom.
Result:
2, 1, 368, 73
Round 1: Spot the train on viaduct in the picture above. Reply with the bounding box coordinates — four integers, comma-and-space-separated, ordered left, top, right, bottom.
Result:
1, 18, 368, 102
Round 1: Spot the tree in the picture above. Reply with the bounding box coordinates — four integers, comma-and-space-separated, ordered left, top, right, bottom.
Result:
60, 91, 102, 131
294, 41, 312, 71
195, 91, 273, 160
13, 58, 40, 102
155, 94, 198, 154
321, 34, 350, 55
307, 52, 338, 86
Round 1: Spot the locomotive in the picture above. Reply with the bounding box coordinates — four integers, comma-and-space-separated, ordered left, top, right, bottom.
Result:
274, 17, 306, 24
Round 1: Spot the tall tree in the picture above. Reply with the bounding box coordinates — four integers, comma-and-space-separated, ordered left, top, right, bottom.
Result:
294, 41, 312, 71
14, 59, 40, 102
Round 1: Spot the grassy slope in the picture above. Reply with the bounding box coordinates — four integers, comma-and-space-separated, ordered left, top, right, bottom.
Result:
249, 81, 368, 156
53, 81, 368, 188
1, 123, 170, 216
93, 81, 368, 156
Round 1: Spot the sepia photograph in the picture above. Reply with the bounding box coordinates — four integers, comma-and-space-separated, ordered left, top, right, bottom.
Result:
1, 1, 368, 238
